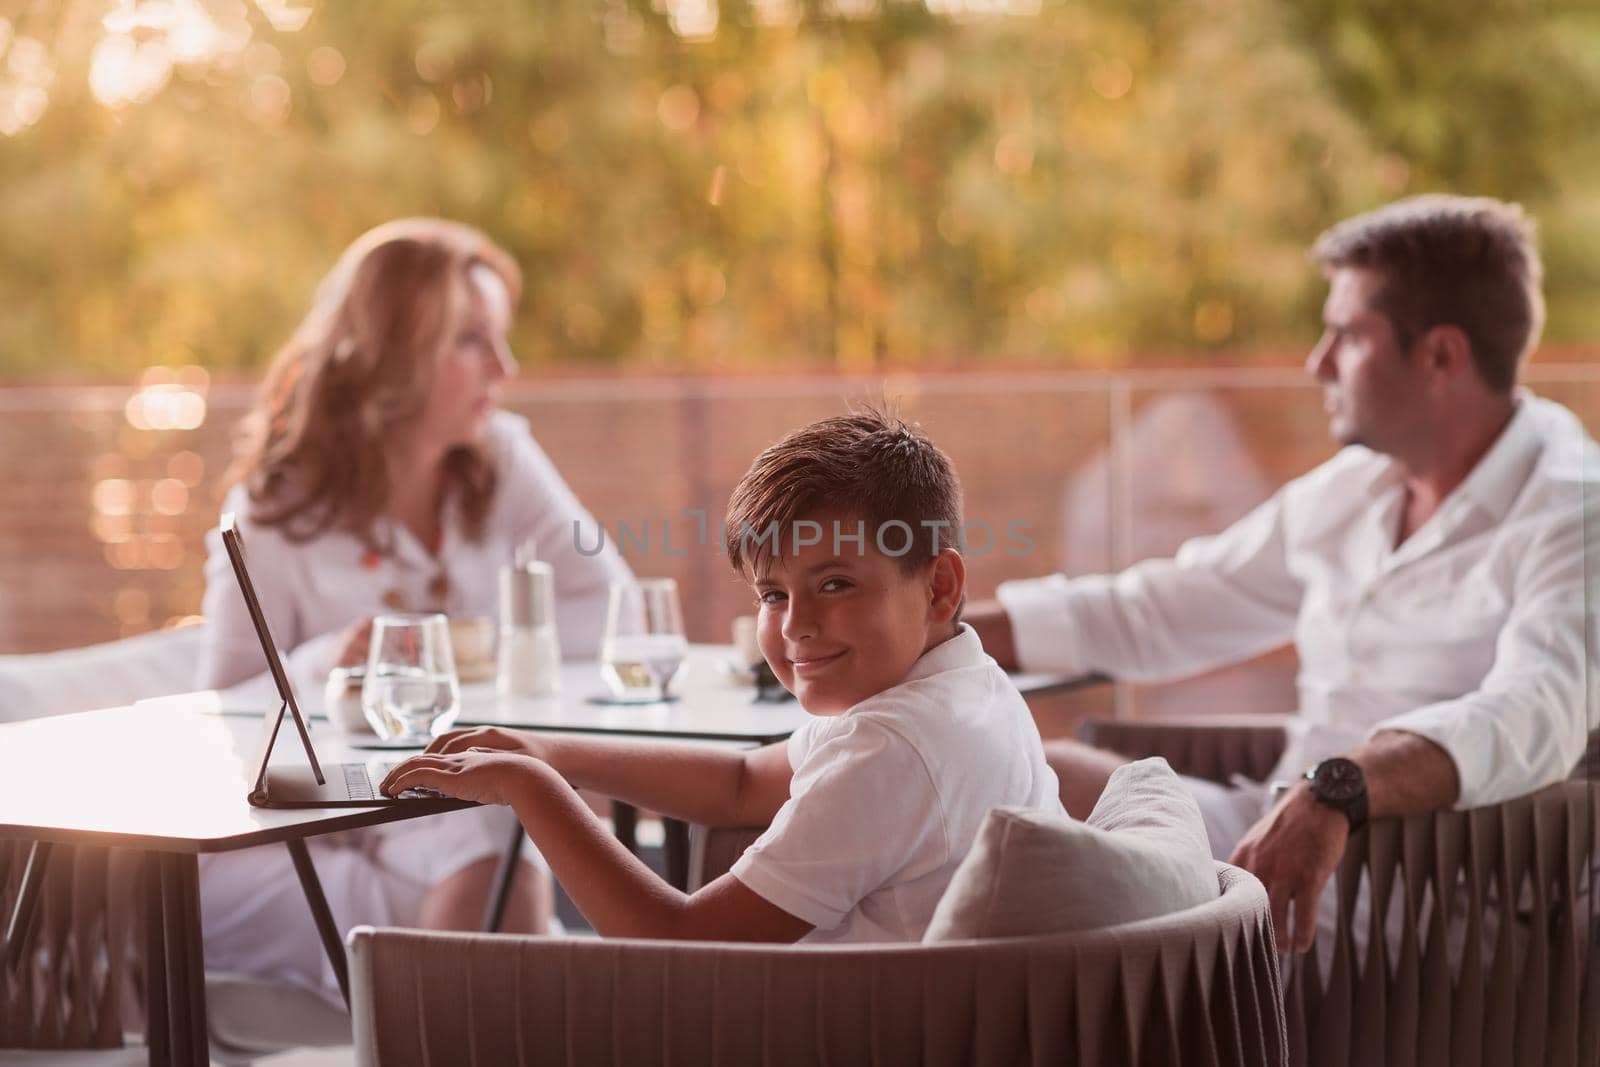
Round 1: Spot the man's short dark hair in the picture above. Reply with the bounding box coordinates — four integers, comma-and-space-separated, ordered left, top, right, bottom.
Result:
724, 407, 963, 574
1312, 195, 1544, 393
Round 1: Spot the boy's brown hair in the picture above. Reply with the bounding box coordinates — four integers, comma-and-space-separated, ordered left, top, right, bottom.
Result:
724, 407, 963, 575
1312, 195, 1543, 394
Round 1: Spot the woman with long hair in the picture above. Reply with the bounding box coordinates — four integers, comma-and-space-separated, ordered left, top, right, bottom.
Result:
196, 217, 630, 1004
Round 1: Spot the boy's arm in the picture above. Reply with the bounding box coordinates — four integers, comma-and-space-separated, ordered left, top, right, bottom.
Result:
380, 751, 812, 941
422, 726, 793, 827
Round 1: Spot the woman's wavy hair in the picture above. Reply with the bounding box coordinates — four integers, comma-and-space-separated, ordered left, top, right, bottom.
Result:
229, 218, 522, 551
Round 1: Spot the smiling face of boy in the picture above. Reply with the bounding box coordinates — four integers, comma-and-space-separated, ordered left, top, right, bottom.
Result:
751, 511, 964, 716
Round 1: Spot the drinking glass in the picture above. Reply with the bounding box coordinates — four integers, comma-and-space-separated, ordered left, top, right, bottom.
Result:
361, 613, 461, 743
600, 578, 688, 702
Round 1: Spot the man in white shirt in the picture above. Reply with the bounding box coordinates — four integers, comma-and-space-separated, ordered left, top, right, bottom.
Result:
968, 195, 1599, 953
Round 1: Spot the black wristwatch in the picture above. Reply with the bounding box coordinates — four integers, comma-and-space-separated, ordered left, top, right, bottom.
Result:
1303, 757, 1368, 832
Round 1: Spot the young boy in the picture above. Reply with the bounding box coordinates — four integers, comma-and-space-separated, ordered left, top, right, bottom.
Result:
383, 410, 1063, 942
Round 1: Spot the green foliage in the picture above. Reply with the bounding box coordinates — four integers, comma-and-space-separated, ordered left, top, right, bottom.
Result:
0, 0, 1595, 379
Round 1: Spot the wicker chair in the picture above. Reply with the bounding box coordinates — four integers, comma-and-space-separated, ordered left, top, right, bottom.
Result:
1077, 716, 1600, 1067
349, 860, 1284, 1067
0, 841, 144, 1063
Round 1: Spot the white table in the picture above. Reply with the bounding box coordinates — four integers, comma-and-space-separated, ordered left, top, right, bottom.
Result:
0, 702, 470, 1065
450, 648, 810, 745
202, 646, 1091, 904
2, 652, 1090, 1062
232, 645, 1085, 747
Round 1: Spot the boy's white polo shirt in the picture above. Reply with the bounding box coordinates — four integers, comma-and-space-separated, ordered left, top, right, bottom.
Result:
731, 623, 1063, 943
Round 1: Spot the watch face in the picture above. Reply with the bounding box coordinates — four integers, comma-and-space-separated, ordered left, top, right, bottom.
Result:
1314, 758, 1365, 803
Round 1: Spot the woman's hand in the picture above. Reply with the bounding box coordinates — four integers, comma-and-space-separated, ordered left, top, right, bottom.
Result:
332, 616, 375, 669
380, 750, 545, 807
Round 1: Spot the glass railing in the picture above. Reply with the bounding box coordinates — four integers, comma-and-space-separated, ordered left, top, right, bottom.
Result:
3, 363, 1594, 714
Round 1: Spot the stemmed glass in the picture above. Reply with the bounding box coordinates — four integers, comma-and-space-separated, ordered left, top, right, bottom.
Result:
600, 578, 688, 703
360, 613, 461, 744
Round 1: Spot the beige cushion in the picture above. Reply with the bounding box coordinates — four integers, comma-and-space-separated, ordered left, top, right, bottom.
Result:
923, 756, 1217, 941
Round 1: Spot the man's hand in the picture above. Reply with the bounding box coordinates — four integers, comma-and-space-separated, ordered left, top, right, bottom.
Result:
1229, 783, 1348, 953
380, 750, 546, 807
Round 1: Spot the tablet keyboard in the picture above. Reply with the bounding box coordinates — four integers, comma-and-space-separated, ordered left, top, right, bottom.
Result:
344, 761, 440, 801
343, 763, 379, 800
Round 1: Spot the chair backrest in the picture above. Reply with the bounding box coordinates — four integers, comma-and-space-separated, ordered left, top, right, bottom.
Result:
1288, 779, 1600, 1067
348, 861, 1286, 1067
1070, 715, 1600, 1067
1077, 716, 1292, 786
0, 625, 204, 723
0, 843, 141, 1050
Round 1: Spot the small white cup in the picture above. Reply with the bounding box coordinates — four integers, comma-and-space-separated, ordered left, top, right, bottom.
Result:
448, 615, 497, 682
731, 615, 763, 669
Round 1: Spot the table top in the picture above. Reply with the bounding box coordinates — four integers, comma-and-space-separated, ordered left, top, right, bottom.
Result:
0, 701, 466, 853
220, 644, 1085, 746
449, 649, 809, 744
0, 646, 1086, 852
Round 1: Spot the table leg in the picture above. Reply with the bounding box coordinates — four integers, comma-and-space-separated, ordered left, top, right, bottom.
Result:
286, 839, 350, 1007
145, 851, 208, 1067
142, 853, 171, 1067
612, 801, 639, 855
480, 822, 525, 933
663, 818, 690, 891
612, 807, 688, 889
3, 839, 51, 972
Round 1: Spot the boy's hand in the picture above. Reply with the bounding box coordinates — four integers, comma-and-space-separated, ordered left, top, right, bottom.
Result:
380, 750, 543, 807
425, 726, 550, 762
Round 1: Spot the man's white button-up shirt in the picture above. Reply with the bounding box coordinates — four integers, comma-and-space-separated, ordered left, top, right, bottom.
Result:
998, 393, 1599, 808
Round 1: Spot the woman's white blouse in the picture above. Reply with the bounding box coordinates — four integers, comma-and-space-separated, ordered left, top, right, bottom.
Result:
197, 411, 633, 698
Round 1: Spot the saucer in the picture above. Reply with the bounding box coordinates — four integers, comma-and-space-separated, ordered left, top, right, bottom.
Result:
584, 693, 681, 706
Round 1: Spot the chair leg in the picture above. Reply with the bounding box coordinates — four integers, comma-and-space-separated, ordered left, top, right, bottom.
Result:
2, 839, 51, 973
286, 839, 350, 1008
480, 822, 525, 933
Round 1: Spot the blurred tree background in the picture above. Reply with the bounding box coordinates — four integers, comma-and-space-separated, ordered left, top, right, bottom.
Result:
1, 0, 1596, 380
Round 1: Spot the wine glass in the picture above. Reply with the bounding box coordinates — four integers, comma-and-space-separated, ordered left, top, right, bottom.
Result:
361, 613, 461, 744
600, 578, 688, 703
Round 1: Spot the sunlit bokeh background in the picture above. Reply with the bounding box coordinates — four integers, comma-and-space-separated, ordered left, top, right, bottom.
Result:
2, 0, 1596, 718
